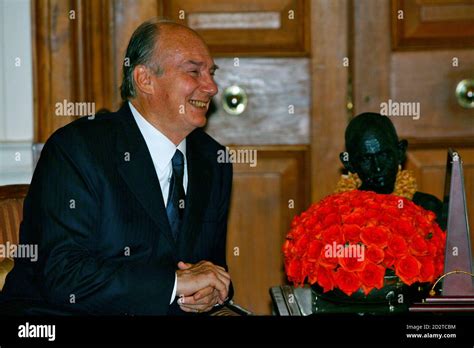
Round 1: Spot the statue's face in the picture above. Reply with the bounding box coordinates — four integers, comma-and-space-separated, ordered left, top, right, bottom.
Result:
349, 130, 399, 194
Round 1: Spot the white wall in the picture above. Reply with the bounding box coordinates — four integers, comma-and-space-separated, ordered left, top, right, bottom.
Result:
0, 0, 34, 184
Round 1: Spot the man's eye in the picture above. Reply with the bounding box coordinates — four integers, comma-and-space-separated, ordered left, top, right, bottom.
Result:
189, 70, 199, 76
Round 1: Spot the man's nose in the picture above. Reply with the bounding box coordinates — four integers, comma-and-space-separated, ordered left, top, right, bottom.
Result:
201, 75, 218, 97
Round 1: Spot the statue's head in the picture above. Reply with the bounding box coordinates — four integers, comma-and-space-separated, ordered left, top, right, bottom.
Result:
340, 112, 407, 194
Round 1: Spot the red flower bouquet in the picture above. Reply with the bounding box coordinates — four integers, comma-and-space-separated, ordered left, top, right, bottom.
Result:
283, 190, 446, 296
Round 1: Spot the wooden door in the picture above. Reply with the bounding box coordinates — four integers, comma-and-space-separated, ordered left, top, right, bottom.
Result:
352, 0, 474, 245
226, 146, 309, 314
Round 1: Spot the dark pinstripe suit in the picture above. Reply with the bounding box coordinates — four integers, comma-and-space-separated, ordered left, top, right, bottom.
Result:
2, 103, 233, 315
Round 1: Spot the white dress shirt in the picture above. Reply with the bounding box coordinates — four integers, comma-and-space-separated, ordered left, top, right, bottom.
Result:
129, 101, 186, 304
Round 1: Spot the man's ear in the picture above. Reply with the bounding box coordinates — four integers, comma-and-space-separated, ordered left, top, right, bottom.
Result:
133, 65, 155, 95
340, 151, 355, 173
398, 139, 408, 164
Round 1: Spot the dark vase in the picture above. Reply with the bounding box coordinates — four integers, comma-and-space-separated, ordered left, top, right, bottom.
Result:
311, 270, 429, 314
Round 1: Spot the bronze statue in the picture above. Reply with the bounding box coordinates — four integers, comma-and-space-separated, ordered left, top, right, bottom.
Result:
338, 112, 446, 229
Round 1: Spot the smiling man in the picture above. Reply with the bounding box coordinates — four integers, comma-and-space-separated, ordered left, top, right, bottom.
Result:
2, 19, 233, 315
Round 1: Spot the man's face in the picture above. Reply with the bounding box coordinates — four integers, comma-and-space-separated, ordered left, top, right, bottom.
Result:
349, 130, 399, 194
148, 27, 218, 135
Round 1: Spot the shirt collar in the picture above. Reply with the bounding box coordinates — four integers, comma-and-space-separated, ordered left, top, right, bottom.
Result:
129, 101, 186, 171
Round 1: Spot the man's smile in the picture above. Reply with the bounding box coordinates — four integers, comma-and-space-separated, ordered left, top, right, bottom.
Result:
188, 99, 209, 109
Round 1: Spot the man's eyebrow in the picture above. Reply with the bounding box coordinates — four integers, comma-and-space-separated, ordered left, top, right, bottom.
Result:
182, 60, 203, 67
182, 60, 219, 71
186, 60, 202, 66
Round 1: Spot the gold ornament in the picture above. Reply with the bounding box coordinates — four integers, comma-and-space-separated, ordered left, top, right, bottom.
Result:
335, 167, 417, 200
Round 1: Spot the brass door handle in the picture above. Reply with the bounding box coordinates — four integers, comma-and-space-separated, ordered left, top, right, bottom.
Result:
455, 79, 474, 109
222, 85, 248, 115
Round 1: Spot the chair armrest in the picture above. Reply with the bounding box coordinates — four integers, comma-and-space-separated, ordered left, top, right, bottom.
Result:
0, 258, 14, 291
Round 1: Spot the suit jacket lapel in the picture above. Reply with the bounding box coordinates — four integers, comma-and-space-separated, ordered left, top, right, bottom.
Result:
178, 131, 212, 257
115, 103, 176, 248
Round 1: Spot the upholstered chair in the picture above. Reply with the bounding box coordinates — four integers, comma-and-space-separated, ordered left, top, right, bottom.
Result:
0, 185, 29, 290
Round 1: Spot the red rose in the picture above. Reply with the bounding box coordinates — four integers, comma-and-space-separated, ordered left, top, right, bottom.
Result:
366, 246, 385, 264
316, 205, 333, 220
303, 260, 319, 284
288, 224, 304, 239
319, 246, 339, 269
338, 247, 367, 272
395, 255, 421, 285
381, 205, 401, 218
308, 268, 319, 284
343, 212, 365, 225
365, 200, 380, 210
360, 226, 389, 248
359, 262, 385, 294
321, 225, 342, 244
286, 259, 303, 284
418, 211, 435, 224
382, 250, 396, 268
426, 242, 438, 257
409, 235, 429, 256
392, 219, 416, 239
282, 239, 291, 256
307, 240, 324, 261
317, 266, 335, 292
322, 212, 341, 228
338, 204, 352, 215
416, 214, 432, 230
294, 234, 310, 255
303, 215, 318, 230
334, 268, 361, 296
387, 234, 409, 257
435, 259, 444, 275
379, 212, 396, 225
418, 257, 435, 283
364, 209, 380, 220
342, 224, 361, 243
311, 224, 323, 238
290, 215, 302, 227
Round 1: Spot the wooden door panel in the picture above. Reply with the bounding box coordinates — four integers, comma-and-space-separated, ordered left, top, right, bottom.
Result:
34, 0, 82, 142
33, 0, 160, 142
226, 146, 309, 314
110, 0, 160, 109
162, 0, 309, 56
390, 50, 474, 140
406, 148, 474, 251
392, 0, 474, 49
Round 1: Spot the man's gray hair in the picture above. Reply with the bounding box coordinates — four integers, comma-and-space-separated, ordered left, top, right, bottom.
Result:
120, 18, 176, 101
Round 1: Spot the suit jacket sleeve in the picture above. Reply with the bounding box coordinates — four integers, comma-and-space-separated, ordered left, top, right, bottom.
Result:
32, 133, 175, 315
214, 160, 234, 301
